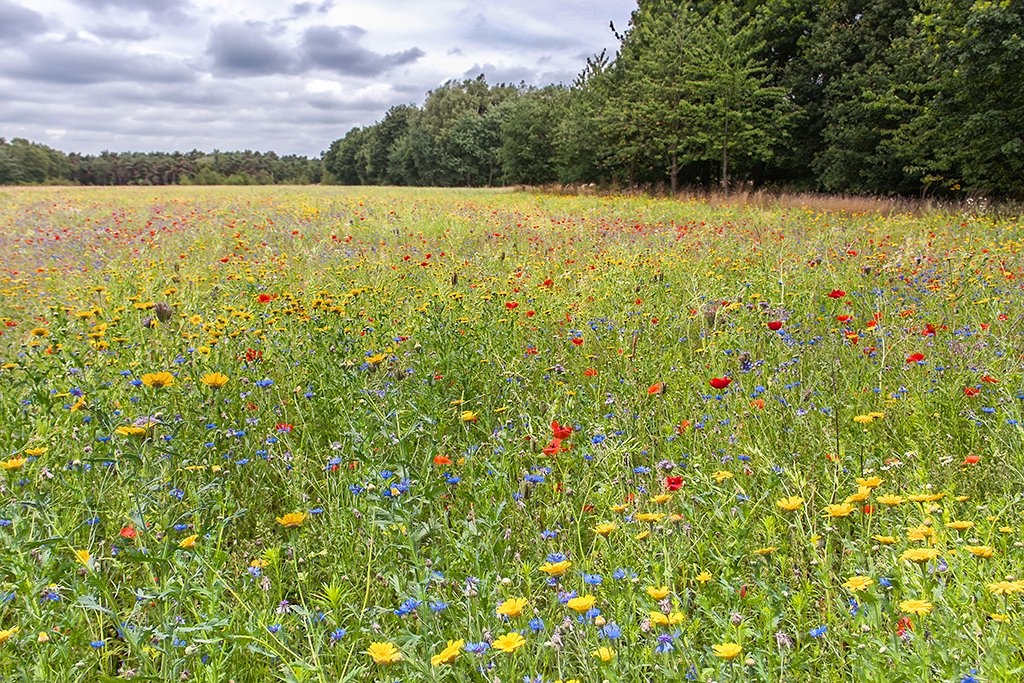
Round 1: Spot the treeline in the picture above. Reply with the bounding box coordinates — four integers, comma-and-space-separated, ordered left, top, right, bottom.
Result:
0, 138, 322, 186
324, 0, 1024, 198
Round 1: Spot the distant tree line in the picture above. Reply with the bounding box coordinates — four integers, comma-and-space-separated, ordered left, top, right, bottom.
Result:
324, 0, 1024, 198
0, 138, 322, 186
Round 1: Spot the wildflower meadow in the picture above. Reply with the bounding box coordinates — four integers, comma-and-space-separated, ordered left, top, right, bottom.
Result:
0, 185, 1022, 682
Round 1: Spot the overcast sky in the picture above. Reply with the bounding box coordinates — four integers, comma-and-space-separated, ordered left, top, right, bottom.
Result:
0, 0, 632, 157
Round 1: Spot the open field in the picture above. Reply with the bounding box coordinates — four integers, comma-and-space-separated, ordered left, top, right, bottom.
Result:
0, 186, 1022, 682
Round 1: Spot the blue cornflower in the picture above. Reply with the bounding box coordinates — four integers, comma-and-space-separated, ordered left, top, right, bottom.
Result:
546, 552, 568, 563
267, 624, 281, 634
540, 529, 558, 540
429, 601, 448, 612
599, 623, 621, 639
528, 617, 545, 633
464, 641, 489, 654
329, 628, 346, 643
809, 625, 827, 638
654, 632, 675, 653
394, 598, 421, 617
961, 670, 979, 683
582, 573, 603, 585
90, 640, 105, 648
255, 378, 274, 388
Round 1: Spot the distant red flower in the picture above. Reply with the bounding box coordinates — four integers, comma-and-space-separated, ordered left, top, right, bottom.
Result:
540, 278, 553, 288
275, 423, 293, 433
526, 310, 536, 317
571, 337, 583, 346
921, 323, 936, 336
906, 353, 925, 363
433, 454, 452, 466
676, 420, 691, 433
648, 382, 665, 396
896, 617, 913, 637
542, 438, 563, 457
767, 321, 783, 331
962, 454, 981, 465
665, 476, 684, 491
583, 368, 598, 377
981, 375, 999, 384
257, 293, 275, 303
525, 345, 538, 355
119, 526, 137, 540
827, 289, 846, 299
836, 315, 853, 323
862, 505, 874, 515
551, 420, 573, 439
963, 386, 980, 397
244, 348, 263, 363
505, 301, 519, 310
710, 377, 732, 390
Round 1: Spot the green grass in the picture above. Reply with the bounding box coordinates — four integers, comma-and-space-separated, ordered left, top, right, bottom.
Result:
0, 185, 1022, 682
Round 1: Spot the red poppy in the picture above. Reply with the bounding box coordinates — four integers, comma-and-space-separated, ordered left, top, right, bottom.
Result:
906, 353, 925, 363
505, 301, 519, 310
525, 346, 538, 355
962, 454, 981, 465
981, 375, 999, 384
896, 617, 913, 637
963, 386, 980, 397
921, 323, 936, 336
676, 420, 691, 433
836, 315, 853, 323
257, 293, 275, 303
750, 398, 765, 410
767, 321, 783, 331
665, 476, 684, 491
571, 337, 583, 346
526, 310, 536, 317
551, 420, 573, 439
709, 377, 732, 390
540, 278, 553, 288
583, 368, 598, 377
542, 439, 563, 457
433, 454, 452, 466
648, 382, 665, 396
119, 526, 137, 540
862, 505, 874, 515
827, 289, 846, 299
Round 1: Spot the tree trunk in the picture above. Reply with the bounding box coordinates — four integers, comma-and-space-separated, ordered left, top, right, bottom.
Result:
670, 152, 678, 195
721, 114, 729, 194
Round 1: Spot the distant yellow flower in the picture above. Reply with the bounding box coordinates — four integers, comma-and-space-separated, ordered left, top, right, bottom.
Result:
496, 597, 528, 618
115, 426, 149, 438
842, 576, 874, 592
0, 457, 26, 471
366, 641, 402, 665
945, 520, 974, 531
823, 503, 855, 518
965, 545, 994, 558
844, 487, 871, 504
907, 524, 937, 543
0, 626, 18, 645
646, 586, 669, 600
539, 560, 572, 577
901, 548, 940, 564
141, 371, 175, 388
37, 631, 49, 643
201, 372, 229, 389
635, 530, 650, 541
366, 353, 387, 365
872, 535, 897, 545
276, 511, 308, 528
907, 493, 945, 503
23, 447, 46, 457
753, 546, 778, 556
635, 512, 665, 523
899, 599, 933, 616
592, 522, 617, 536
987, 581, 1024, 596
999, 526, 1015, 534
491, 632, 526, 653
852, 414, 874, 424
609, 503, 628, 514
178, 534, 198, 549
712, 470, 733, 483
876, 494, 904, 506
460, 410, 478, 423
431, 639, 464, 666
31, 327, 49, 337
648, 611, 684, 626
776, 496, 804, 511
856, 476, 883, 488
74, 549, 90, 566
713, 642, 742, 660
989, 613, 1011, 623
566, 595, 596, 613
650, 494, 672, 504
592, 646, 615, 662
695, 571, 712, 584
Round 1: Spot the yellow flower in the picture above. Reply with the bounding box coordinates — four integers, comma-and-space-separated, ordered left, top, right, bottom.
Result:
945, 520, 974, 531
635, 512, 665, 523
646, 586, 669, 600
30, 327, 49, 337
366, 353, 387, 365
999, 526, 1015, 534
852, 414, 874, 424
496, 598, 528, 618
115, 426, 149, 438
872, 535, 897, 545
592, 522, 617, 536
856, 476, 883, 489
907, 524, 937, 543
900, 548, 940, 564
459, 410, 478, 423
987, 581, 1024, 596
842, 576, 874, 592
178, 534, 198, 549
989, 613, 1011, 623
566, 595, 596, 613
776, 496, 804, 511
907, 493, 945, 503
695, 571, 712, 584
366, 641, 402, 665
713, 642, 742, 660
635, 530, 650, 541
201, 372, 229, 389
74, 549, 90, 566
431, 639, 464, 666
609, 503, 628, 514
844, 487, 871, 504
0, 457, 26, 471
592, 646, 615, 662
899, 599, 933, 616
753, 546, 778, 556
965, 545, 994, 558
491, 632, 526, 653
276, 511, 308, 528
23, 447, 47, 457
37, 631, 49, 643
823, 503, 855, 518
141, 371, 175, 388
650, 494, 672, 504
0, 627, 18, 645
712, 470, 733, 483
539, 560, 572, 577
876, 494, 904, 506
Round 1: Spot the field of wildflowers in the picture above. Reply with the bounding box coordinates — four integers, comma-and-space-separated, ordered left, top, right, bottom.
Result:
0, 186, 1022, 682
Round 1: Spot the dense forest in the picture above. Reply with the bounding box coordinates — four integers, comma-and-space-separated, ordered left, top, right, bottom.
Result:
3, 0, 1022, 197
324, 0, 1024, 198
0, 139, 322, 186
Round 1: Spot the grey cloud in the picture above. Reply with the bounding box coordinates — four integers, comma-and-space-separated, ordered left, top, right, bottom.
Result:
0, 1, 47, 43
71, 0, 194, 23
464, 11, 585, 51
5, 38, 197, 84
300, 25, 424, 76
207, 21, 294, 76
290, 1, 332, 17
87, 24, 157, 41
462, 63, 536, 85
